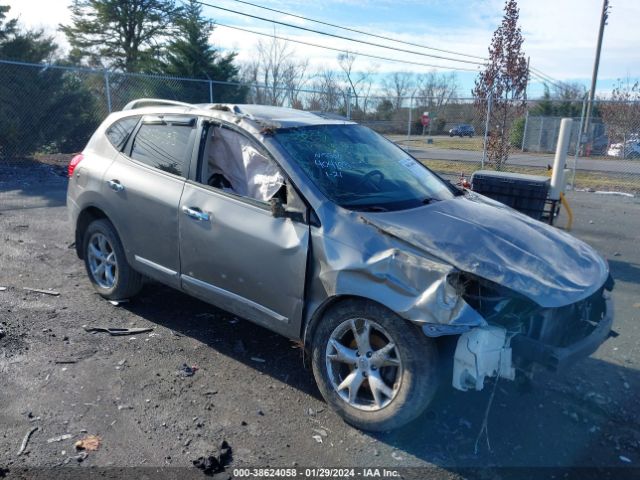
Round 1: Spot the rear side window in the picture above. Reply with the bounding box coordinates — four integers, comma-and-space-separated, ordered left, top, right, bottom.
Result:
130, 122, 194, 177
106, 116, 140, 151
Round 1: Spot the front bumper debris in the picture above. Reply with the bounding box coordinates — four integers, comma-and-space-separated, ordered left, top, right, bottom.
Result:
510, 296, 614, 371
452, 325, 515, 391
451, 294, 614, 391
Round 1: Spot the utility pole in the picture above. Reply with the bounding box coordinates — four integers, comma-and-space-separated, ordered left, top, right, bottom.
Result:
583, 0, 610, 137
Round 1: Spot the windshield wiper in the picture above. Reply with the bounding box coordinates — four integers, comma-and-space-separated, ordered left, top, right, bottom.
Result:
354, 205, 390, 212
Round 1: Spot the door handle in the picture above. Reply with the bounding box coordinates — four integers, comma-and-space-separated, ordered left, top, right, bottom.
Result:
107, 179, 124, 192
182, 206, 210, 221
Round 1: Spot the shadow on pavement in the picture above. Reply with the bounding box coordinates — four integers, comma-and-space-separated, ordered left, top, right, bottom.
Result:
608, 259, 640, 285
121, 283, 640, 472
0, 160, 68, 211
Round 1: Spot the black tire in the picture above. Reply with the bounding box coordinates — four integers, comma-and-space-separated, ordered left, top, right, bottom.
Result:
449, 133, 454, 137
311, 299, 439, 431
82, 219, 143, 300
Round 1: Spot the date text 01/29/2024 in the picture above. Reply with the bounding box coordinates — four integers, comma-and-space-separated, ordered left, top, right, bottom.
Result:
232, 468, 401, 478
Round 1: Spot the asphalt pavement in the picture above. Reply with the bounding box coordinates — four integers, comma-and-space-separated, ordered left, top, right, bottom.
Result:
0, 161, 639, 479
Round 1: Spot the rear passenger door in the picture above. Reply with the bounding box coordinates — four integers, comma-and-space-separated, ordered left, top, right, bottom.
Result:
102, 115, 197, 288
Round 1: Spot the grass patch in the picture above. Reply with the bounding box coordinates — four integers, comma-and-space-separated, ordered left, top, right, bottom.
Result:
422, 159, 639, 195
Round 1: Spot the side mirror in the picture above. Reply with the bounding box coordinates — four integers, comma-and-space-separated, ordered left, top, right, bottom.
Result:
270, 197, 306, 222
270, 197, 287, 218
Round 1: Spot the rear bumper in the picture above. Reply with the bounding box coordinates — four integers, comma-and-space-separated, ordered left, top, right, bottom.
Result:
511, 296, 614, 371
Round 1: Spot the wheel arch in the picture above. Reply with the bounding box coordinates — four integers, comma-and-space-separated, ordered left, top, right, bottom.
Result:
303, 294, 409, 349
74, 206, 109, 259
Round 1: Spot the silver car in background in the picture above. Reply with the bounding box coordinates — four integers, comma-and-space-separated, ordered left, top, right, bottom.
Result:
67, 99, 614, 431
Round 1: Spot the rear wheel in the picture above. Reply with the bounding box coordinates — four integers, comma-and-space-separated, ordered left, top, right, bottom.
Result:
311, 300, 439, 431
83, 219, 143, 300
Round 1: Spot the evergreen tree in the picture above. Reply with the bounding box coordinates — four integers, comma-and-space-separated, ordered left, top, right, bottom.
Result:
0, 4, 100, 158
162, 0, 245, 102
0, 4, 17, 41
60, 0, 180, 73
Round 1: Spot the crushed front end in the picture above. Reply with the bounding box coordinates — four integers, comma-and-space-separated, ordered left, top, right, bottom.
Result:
449, 273, 615, 391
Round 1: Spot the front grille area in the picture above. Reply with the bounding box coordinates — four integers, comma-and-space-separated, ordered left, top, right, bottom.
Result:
526, 288, 607, 348
454, 273, 608, 348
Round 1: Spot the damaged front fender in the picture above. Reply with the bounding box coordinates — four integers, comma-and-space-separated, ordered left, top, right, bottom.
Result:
304, 215, 486, 337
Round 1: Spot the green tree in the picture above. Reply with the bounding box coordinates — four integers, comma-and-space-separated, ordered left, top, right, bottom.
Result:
0, 5, 100, 158
531, 84, 585, 117
0, 4, 17, 41
161, 0, 245, 102
473, 0, 528, 169
60, 0, 180, 73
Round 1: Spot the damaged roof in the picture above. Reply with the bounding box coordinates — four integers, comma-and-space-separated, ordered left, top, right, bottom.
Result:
121, 99, 354, 129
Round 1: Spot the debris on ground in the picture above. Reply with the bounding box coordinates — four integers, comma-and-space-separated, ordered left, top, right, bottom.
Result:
47, 434, 72, 443
620, 455, 632, 463
54, 359, 77, 364
83, 326, 153, 336
192, 440, 233, 475
250, 357, 266, 363
74, 434, 101, 451
23, 287, 60, 296
108, 299, 130, 306
0, 328, 5, 340
312, 435, 323, 443
0, 286, 6, 291
178, 364, 198, 377
391, 451, 404, 461
312, 428, 328, 438
17, 426, 38, 456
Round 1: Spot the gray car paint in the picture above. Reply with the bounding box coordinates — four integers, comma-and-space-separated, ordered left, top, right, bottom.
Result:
68, 103, 611, 344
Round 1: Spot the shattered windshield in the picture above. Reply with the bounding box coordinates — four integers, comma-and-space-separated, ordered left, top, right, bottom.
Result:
273, 124, 455, 211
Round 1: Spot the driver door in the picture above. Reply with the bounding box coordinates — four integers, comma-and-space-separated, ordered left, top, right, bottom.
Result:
178, 122, 309, 337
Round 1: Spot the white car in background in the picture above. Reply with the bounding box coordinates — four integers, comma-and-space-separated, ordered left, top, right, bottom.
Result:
607, 136, 640, 159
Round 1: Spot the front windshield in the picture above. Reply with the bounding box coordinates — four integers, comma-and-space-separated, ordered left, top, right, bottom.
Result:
273, 124, 455, 211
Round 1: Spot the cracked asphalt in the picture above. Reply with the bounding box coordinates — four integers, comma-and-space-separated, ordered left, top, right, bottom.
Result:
0, 160, 639, 479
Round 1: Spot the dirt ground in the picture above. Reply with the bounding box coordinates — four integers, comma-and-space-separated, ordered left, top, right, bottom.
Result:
1, 160, 639, 479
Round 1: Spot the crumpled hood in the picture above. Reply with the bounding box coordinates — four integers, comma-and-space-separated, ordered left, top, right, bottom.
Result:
360, 194, 609, 308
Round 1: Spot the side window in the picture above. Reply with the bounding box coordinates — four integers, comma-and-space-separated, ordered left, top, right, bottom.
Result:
130, 122, 194, 177
201, 125, 285, 203
106, 116, 140, 151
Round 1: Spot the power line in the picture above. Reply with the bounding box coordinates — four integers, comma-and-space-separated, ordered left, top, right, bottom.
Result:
529, 72, 567, 91
530, 68, 576, 91
192, 0, 485, 66
222, 0, 487, 61
214, 22, 480, 72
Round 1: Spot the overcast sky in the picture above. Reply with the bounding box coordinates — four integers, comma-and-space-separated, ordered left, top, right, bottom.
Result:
5, 0, 639, 98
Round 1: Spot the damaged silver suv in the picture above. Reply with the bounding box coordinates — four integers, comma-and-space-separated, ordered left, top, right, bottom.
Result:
67, 99, 614, 431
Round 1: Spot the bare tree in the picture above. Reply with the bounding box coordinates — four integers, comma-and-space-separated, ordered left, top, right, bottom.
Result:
473, 0, 528, 169
307, 68, 343, 112
600, 78, 640, 145
242, 35, 307, 107
416, 70, 459, 133
382, 72, 414, 110
337, 52, 375, 116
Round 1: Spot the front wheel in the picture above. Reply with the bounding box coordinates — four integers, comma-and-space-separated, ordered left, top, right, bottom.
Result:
311, 300, 439, 431
83, 219, 143, 300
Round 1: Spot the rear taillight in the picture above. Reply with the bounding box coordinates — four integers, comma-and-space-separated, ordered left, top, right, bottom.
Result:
68, 153, 84, 178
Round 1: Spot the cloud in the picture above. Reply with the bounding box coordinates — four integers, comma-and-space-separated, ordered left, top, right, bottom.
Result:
4, 0, 639, 96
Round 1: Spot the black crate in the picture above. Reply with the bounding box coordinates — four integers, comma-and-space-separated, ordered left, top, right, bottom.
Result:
471, 170, 550, 220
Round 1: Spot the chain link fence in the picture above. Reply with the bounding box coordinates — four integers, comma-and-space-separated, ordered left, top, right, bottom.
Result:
1, 59, 639, 195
